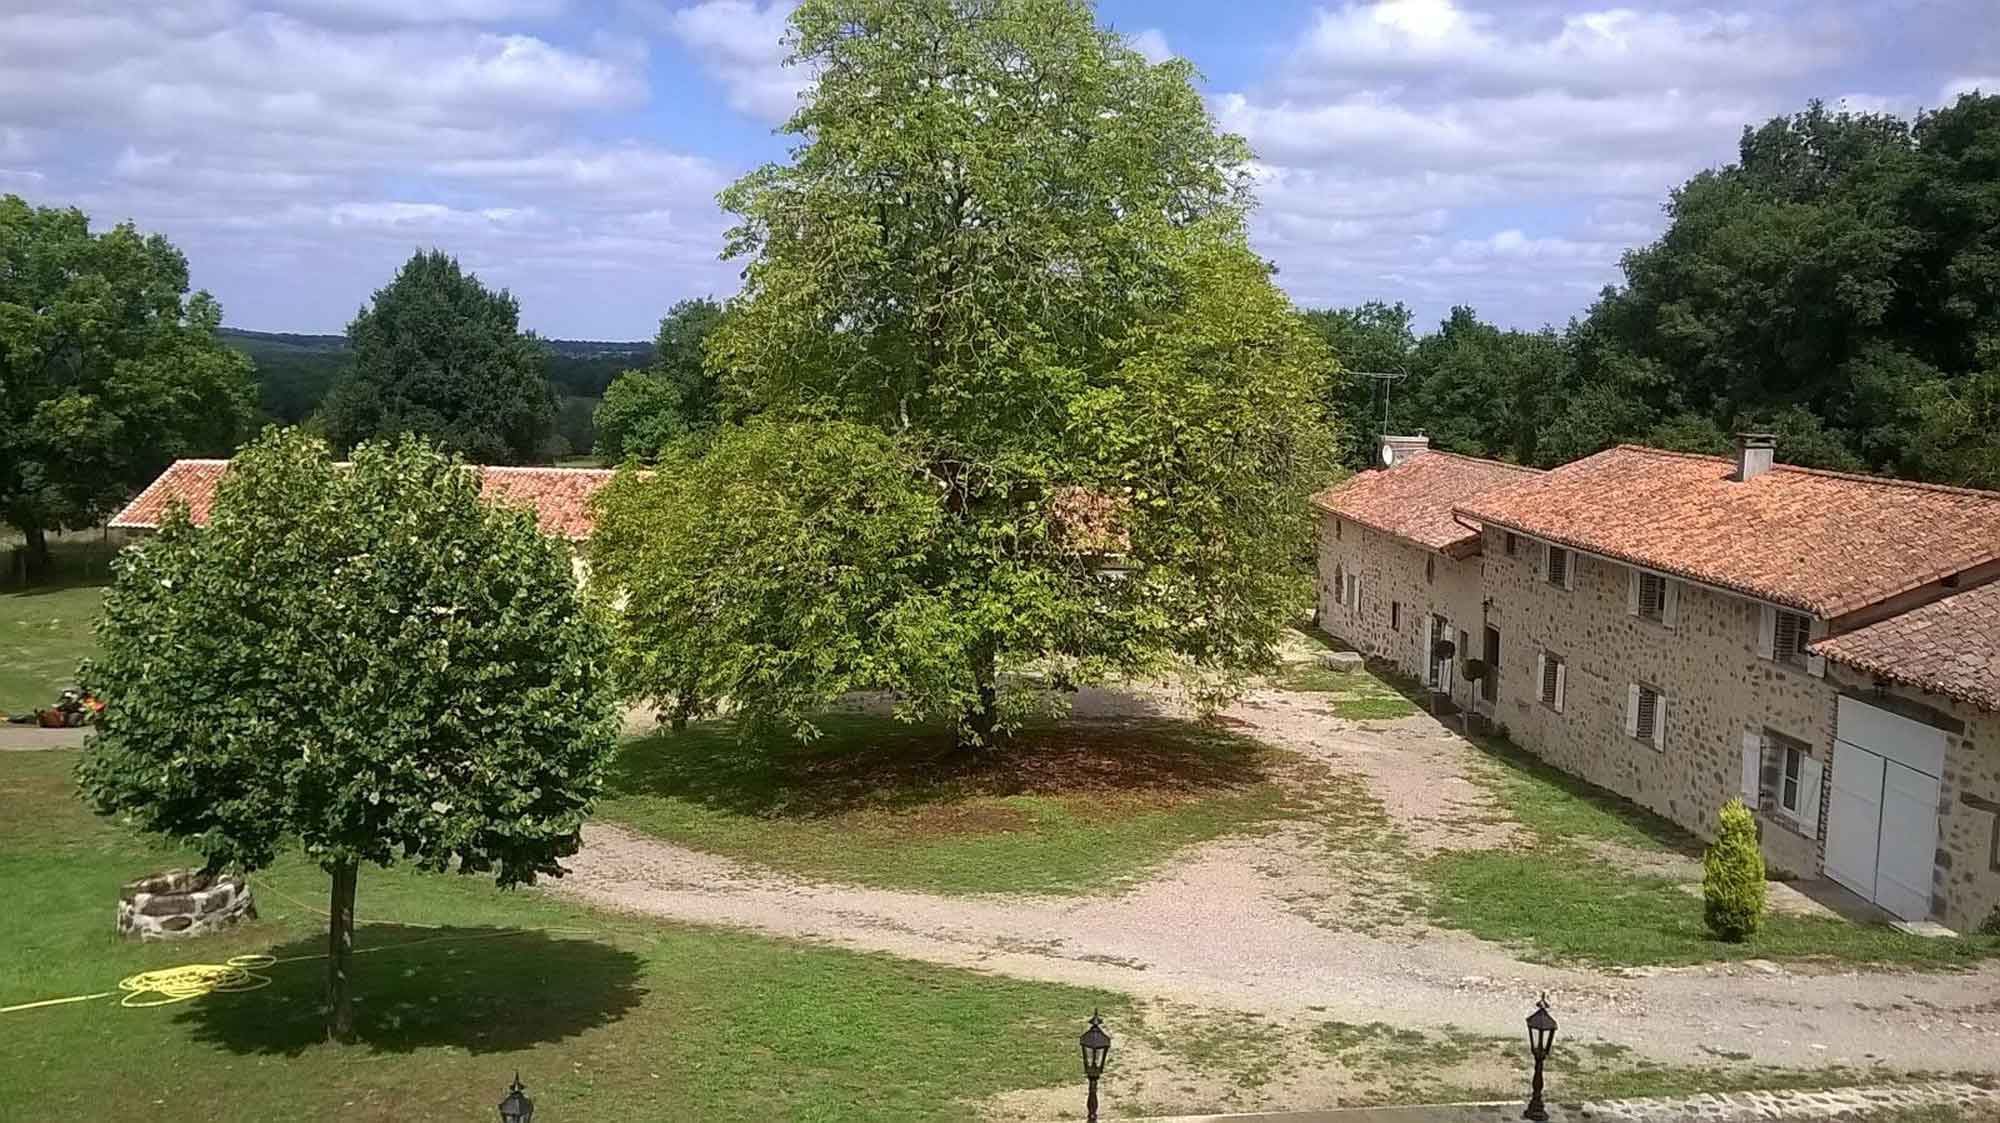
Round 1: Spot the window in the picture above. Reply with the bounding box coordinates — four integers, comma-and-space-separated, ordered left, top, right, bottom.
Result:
1780, 742, 1804, 813
1546, 545, 1572, 589
1332, 565, 1345, 605
1637, 573, 1667, 621
1773, 610, 1811, 668
1537, 651, 1566, 712
1425, 555, 1436, 584
1390, 601, 1402, 631
1627, 683, 1665, 747
1335, 519, 1343, 541
1505, 532, 1519, 557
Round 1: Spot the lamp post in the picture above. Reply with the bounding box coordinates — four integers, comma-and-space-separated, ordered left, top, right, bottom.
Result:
1524, 994, 1557, 1122
498, 1072, 535, 1123
1079, 1009, 1112, 1123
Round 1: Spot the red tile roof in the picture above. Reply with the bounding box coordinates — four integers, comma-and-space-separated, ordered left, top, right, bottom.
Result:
1813, 580, 2000, 713
1310, 451, 1542, 555
110, 459, 616, 541
1457, 445, 2000, 618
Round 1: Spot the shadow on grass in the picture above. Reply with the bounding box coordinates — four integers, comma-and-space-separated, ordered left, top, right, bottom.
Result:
175, 923, 645, 1056
1462, 730, 1705, 856
605, 712, 1278, 822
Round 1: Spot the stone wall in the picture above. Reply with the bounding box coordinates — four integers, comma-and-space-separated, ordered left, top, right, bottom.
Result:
1315, 516, 1485, 709
118, 869, 255, 941
1479, 529, 1834, 875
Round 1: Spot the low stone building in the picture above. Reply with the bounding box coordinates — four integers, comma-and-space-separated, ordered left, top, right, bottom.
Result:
1317, 433, 2000, 930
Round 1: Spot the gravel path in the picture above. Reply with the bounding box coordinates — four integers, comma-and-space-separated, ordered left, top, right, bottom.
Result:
556, 687, 2000, 1079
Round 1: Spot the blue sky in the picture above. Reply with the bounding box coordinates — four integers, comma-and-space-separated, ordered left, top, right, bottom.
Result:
1, 1, 1994, 340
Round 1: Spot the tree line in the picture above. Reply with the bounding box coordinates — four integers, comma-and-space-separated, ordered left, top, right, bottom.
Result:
1313, 94, 2000, 488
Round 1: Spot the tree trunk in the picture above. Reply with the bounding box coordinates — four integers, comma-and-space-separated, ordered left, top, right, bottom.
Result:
326, 860, 358, 1043
21, 525, 49, 579
959, 638, 1000, 750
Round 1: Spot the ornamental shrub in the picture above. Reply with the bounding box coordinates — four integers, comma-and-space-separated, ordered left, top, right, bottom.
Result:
1702, 799, 1766, 941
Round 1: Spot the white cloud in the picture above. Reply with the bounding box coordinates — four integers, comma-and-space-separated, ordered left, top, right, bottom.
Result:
1942, 76, 1999, 101
666, 0, 806, 123
1129, 28, 1173, 64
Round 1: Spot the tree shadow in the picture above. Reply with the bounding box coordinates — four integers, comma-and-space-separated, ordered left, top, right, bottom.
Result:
173, 923, 645, 1056
605, 710, 1278, 822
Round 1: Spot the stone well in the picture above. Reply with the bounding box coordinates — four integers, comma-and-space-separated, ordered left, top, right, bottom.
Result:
117, 869, 256, 941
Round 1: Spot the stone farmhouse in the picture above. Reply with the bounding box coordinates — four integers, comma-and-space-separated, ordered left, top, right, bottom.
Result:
1315, 433, 2000, 932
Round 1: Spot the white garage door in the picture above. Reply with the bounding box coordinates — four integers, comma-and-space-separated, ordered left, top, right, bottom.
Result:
1824, 698, 1946, 921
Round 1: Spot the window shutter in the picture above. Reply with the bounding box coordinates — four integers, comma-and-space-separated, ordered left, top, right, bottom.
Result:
1625, 684, 1642, 737
1563, 551, 1576, 590
1553, 662, 1567, 712
1652, 692, 1667, 747
1740, 731, 1763, 800
1662, 581, 1680, 628
1798, 756, 1825, 838
1421, 615, 1434, 682
1536, 652, 1547, 704
1627, 569, 1641, 616
1756, 604, 1777, 660
1807, 618, 1826, 678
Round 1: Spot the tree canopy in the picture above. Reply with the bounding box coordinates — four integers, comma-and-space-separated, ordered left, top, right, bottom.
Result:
592, 297, 725, 461
79, 428, 619, 1039
593, 0, 1339, 745
322, 250, 554, 464
0, 195, 256, 566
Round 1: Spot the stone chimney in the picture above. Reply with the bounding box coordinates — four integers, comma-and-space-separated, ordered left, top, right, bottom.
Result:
1734, 432, 1776, 481
1379, 433, 1431, 468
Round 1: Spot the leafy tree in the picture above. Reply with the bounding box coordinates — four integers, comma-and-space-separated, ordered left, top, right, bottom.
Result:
78, 428, 619, 1041
322, 250, 553, 464
1303, 302, 1413, 465
0, 195, 256, 569
592, 297, 726, 461
596, 0, 1338, 746
1702, 799, 1766, 941
1406, 307, 1567, 464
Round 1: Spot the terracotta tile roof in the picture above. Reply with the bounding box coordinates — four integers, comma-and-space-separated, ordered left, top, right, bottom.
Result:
1310, 451, 1542, 555
1813, 581, 2000, 713
1457, 445, 2000, 618
110, 459, 617, 541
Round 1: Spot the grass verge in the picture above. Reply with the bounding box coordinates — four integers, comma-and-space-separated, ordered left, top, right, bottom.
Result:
0, 582, 104, 716
597, 711, 1309, 894
1, 750, 1133, 1122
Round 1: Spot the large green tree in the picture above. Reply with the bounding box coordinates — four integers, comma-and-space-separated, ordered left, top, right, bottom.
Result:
594, 0, 1338, 746
0, 195, 255, 569
592, 297, 726, 461
79, 429, 619, 1041
322, 250, 553, 464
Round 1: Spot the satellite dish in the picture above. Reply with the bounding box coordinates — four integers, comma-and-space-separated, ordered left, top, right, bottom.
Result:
1381, 444, 1396, 466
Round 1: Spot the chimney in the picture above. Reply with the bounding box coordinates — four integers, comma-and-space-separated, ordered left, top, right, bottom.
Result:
1734, 432, 1776, 481
1379, 433, 1430, 468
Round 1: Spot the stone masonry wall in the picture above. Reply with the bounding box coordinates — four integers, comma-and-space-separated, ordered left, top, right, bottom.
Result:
1824, 669, 2000, 932
1479, 528, 1834, 875
1315, 516, 1485, 707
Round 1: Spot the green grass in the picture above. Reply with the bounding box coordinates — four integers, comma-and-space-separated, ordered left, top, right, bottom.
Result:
0, 750, 1135, 1122
1417, 734, 2000, 968
0, 582, 104, 716
597, 712, 1306, 894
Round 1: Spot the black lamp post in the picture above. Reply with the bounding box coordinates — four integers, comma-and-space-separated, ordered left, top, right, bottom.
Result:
498, 1072, 535, 1123
1079, 1009, 1112, 1123
1524, 994, 1557, 1122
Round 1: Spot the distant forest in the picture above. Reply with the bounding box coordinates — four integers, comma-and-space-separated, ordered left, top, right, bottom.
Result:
224, 327, 652, 460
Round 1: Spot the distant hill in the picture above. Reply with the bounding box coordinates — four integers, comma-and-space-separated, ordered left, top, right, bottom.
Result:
219, 328, 653, 455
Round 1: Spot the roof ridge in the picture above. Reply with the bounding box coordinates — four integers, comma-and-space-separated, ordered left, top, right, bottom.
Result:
1610, 443, 2000, 501
1423, 450, 1543, 474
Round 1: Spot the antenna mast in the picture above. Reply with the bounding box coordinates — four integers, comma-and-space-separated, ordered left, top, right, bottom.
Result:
1352, 370, 1407, 442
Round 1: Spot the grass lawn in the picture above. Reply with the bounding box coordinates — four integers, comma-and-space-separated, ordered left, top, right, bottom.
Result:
1270, 627, 1421, 720
0, 582, 104, 716
597, 711, 1311, 894
0, 750, 1135, 1121
1419, 735, 2000, 968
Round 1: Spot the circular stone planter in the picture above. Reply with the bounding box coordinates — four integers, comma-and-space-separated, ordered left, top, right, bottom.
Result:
117, 869, 256, 941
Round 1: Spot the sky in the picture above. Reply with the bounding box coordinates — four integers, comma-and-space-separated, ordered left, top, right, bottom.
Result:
1, 1, 1994, 341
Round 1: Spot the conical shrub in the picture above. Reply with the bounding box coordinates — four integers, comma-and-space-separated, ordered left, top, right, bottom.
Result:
1703, 798, 1766, 941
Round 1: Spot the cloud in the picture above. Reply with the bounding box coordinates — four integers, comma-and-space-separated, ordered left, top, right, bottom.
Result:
1943, 76, 2000, 101
1129, 28, 1173, 64
666, 0, 806, 123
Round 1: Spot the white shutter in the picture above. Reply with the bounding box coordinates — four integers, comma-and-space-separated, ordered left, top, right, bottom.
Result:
1421, 614, 1435, 683
1564, 552, 1577, 591
1807, 618, 1827, 678
1535, 652, 1547, 704
1740, 731, 1764, 800
1756, 604, 1777, 660
1625, 684, 1642, 737
1553, 662, 1567, 712
1662, 581, 1680, 629
1627, 569, 1641, 616
1652, 692, 1668, 747
1798, 756, 1825, 838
